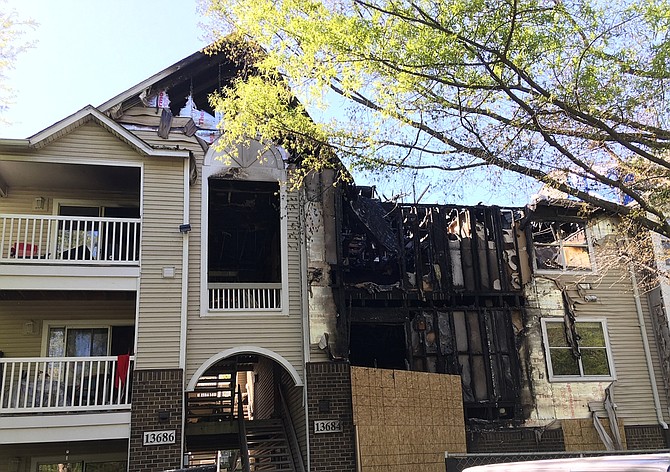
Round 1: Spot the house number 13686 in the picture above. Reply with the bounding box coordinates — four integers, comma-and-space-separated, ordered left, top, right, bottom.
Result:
143, 430, 176, 445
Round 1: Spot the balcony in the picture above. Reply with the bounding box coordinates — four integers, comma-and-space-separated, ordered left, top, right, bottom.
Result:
0, 214, 140, 265
208, 283, 282, 312
0, 356, 134, 414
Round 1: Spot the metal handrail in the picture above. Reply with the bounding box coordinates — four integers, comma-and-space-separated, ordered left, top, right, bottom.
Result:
0, 214, 141, 264
278, 385, 306, 472
208, 284, 282, 311
0, 355, 134, 413
237, 385, 251, 472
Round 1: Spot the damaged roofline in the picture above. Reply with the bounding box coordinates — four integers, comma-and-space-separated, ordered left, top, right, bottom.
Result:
97, 49, 207, 115
27, 105, 191, 159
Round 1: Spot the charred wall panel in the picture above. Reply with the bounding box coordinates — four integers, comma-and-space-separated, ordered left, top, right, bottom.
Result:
338, 194, 523, 297
335, 190, 527, 423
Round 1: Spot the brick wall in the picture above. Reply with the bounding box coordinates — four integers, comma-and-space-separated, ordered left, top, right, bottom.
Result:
129, 369, 183, 472
625, 425, 669, 449
306, 362, 357, 472
562, 418, 626, 451
467, 428, 565, 453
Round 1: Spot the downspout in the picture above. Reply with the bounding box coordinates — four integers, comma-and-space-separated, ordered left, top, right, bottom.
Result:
299, 188, 311, 472
179, 154, 191, 465
629, 260, 668, 430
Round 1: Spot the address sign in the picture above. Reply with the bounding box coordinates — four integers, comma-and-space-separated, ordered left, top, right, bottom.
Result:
143, 430, 176, 446
314, 419, 342, 434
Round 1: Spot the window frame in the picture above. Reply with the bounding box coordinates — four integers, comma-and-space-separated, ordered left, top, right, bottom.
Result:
40, 320, 135, 357
531, 219, 596, 274
541, 317, 616, 382
47, 326, 110, 357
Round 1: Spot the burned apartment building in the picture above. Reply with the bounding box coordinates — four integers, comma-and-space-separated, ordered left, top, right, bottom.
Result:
2, 40, 669, 472
305, 182, 670, 470
333, 186, 527, 423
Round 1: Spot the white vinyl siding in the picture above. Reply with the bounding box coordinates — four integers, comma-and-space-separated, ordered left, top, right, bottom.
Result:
185, 156, 305, 384
581, 267, 667, 424
30, 122, 144, 163
0, 188, 138, 217
0, 298, 135, 358
135, 155, 185, 370
530, 259, 669, 425
128, 127, 206, 376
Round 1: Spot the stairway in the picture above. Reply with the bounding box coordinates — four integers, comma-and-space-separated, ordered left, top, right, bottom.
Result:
245, 419, 296, 472
187, 362, 237, 423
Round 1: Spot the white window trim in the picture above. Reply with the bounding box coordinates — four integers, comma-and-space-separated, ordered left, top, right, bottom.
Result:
541, 317, 616, 382
40, 320, 135, 357
52, 199, 141, 216
532, 220, 597, 275
200, 148, 290, 317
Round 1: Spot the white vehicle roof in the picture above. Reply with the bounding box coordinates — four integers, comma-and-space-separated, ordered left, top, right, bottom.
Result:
462, 454, 670, 472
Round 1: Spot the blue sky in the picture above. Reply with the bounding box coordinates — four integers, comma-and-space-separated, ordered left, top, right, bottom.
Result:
1, 0, 538, 205
2, 0, 208, 138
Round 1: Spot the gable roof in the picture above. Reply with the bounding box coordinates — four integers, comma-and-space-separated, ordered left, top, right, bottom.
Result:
26, 105, 191, 158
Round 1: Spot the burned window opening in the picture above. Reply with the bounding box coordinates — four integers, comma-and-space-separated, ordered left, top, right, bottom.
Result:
531, 220, 592, 271
341, 199, 403, 286
349, 323, 408, 370
208, 179, 281, 284
345, 297, 524, 422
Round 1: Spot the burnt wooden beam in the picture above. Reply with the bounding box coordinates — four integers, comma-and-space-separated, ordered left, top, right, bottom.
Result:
492, 208, 510, 292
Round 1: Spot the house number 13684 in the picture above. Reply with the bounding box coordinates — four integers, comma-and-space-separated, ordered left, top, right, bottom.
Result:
314, 420, 341, 434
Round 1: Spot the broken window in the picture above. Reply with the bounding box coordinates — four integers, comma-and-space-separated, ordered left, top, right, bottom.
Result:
531, 221, 592, 271
208, 180, 281, 283
541, 318, 614, 381
349, 323, 408, 370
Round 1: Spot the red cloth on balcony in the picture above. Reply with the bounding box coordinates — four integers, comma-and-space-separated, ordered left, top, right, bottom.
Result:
11, 243, 38, 258
115, 354, 130, 388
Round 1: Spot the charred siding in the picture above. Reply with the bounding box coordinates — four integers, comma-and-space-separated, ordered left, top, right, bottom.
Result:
333, 190, 527, 422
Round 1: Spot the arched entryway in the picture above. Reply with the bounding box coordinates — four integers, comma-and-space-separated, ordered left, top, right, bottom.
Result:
184, 348, 305, 472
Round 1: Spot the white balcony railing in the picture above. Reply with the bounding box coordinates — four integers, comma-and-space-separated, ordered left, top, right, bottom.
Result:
209, 283, 282, 311
0, 356, 134, 413
0, 214, 140, 264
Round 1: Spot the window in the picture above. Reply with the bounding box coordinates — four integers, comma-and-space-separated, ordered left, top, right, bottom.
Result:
208, 180, 281, 283
38, 462, 83, 472
531, 221, 592, 271
541, 318, 615, 381
57, 204, 140, 261
46, 325, 135, 357
37, 461, 126, 472
48, 328, 109, 357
